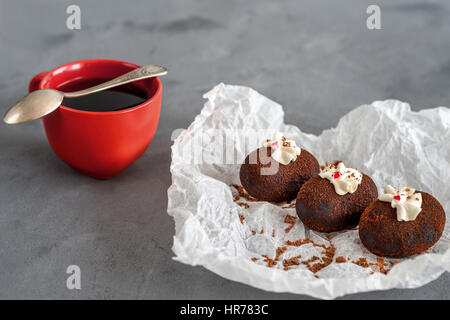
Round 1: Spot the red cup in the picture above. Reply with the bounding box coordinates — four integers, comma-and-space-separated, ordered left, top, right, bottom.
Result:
29, 59, 162, 179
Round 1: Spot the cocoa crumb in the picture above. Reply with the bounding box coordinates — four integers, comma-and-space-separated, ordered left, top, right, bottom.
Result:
276, 246, 287, 259
251, 230, 256, 235
283, 255, 302, 270
335, 256, 346, 263
286, 238, 314, 247
262, 246, 287, 268
260, 227, 264, 234
309, 245, 335, 273
251, 257, 259, 262
352, 257, 393, 274
261, 254, 276, 267
301, 256, 320, 267
285, 238, 336, 274
272, 229, 276, 237
237, 202, 249, 209
314, 275, 320, 279
373, 258, 389, 274
352, 258, 369, 268
331, 160, 343, 167
284, 214, 296, 233
233, 194, 240, 201
283, 238, 336, 273
231, 184, 257, 202
282, 201, 296, 209
238, 214, 245, 224
282, 140, 291, 147
286, 238, 329, 251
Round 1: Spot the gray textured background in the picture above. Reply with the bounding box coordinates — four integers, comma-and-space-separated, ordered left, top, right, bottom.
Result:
0, 0, 449, 299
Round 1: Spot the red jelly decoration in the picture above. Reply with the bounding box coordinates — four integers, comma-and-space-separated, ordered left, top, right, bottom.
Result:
333, 172, 341, 179
394, 195, 401, 201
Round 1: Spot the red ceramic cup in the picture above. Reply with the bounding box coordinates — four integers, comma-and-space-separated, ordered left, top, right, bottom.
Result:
29, 59, 162, 179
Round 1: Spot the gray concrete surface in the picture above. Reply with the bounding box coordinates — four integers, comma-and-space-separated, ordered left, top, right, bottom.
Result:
0, 0, 449, 299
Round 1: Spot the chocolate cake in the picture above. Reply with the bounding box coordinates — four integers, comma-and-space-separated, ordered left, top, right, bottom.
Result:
359, 188, 445, 258
239, 133, 319, 202
296, 162, 378, 232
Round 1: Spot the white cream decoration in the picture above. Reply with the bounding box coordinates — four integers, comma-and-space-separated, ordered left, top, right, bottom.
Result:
319, 161, 363, 195
379, 185, 422, 221
262, 132, 301, 165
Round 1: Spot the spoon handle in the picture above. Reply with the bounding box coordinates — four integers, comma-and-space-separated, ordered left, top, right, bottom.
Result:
63, 64, 169, 98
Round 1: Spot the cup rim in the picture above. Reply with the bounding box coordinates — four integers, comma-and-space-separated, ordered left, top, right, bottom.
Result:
38, 58, 162, 116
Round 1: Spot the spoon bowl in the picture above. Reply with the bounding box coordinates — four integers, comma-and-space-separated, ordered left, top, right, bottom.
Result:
3, 89, 64, 124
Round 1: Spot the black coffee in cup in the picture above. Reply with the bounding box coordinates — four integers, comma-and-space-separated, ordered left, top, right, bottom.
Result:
59, 78, 149, 112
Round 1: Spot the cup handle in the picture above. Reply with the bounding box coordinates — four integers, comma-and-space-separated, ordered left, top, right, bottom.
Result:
28, 71, 49, 93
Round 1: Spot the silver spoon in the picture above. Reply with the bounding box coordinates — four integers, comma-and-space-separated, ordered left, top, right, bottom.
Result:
3, 64, 169, 124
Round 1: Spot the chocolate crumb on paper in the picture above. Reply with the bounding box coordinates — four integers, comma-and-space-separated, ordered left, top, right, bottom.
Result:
374, 258, 390, 274
282, 238, 336, 273
284, 214, 296, 233
231, 184, 256, 209
231, 184, 257, 202
310, 245, 335, 273
235, 181, 403, 275
282, 201, 296, 209
262, 246, 287, 268
301, 256, 320, 271
237, 202, 249, 209
351, 257, 394, 274
283, 255, 302, 270
352, 257, 370, 268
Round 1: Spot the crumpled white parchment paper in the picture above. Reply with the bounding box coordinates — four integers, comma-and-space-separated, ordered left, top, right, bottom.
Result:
168, 83, 450, 299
